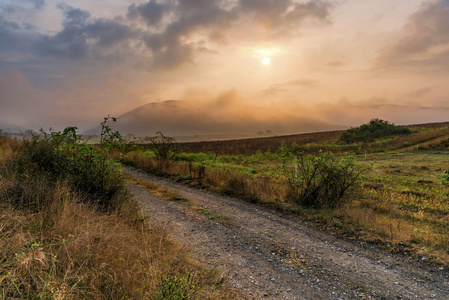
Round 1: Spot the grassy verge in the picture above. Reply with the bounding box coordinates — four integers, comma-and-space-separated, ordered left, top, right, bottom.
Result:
0, 137, 236, 299
121, 147, 449, 266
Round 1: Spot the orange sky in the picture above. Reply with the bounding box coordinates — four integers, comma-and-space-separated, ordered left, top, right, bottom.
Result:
1, 0, 448, 134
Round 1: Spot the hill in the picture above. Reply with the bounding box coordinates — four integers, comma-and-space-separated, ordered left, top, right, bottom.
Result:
0, 120, 23, 134
85, 100, 341, 137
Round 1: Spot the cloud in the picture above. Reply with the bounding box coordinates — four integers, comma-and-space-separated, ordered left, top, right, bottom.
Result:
259, 79, 317, 96
1, 0, 334, 71
240, 0, 331, 29
0, 17, 22, 52
131, 0, 333, 70
27, 0, 45, 10
286, 0, 332, 24
137, 0, 238, 70
377, 0, 449, 73
0, 17, 40, 67
127, 0, 171, 26
34, 4, 136, 60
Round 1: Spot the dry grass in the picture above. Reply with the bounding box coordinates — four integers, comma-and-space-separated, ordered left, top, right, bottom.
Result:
0, 138, 237, 299
122, 154, 287, 204
122, 147, 449, 265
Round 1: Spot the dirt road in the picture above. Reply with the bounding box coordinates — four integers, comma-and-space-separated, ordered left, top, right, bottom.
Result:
125, 167, 449, 299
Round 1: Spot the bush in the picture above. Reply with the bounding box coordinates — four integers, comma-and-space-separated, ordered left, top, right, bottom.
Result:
281, 147, 365, 208
145, 131, 182, 160
20, 127, 125, 210
340, 118, 411, 144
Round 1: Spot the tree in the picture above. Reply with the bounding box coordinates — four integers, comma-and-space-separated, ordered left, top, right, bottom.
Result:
340, 118, 411, 144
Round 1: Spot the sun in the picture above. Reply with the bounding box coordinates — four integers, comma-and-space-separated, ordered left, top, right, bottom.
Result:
262, 57, 270, 66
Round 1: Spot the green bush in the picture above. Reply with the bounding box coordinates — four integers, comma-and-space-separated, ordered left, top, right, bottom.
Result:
21, 126, 125, 210
340, 118, 411, 144
280, 147, 365, 208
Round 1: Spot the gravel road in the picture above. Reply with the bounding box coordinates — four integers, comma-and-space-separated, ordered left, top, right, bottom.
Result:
125, 166, 449, 300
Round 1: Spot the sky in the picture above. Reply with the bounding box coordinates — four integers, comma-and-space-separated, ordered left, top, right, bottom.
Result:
1, 0, 449, 134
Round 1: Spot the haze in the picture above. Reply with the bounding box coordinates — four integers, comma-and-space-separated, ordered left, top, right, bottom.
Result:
1, 0, 448, 135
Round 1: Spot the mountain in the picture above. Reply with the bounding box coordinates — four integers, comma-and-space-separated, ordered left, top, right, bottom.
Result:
86, 99, 340, 137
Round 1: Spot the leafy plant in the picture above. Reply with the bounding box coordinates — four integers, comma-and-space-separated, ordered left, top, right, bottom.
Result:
21, 122, 125, 210
157, 272, 199, 300
100, 115, 124, 149
280, 146, 366, 208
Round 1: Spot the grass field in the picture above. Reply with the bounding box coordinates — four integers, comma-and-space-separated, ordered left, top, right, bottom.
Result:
2, 120, 449, 298
121, 121, 449, 265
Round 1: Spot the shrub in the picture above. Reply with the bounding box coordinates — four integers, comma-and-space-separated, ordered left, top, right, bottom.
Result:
145, 131, 182, 160
340, 118, 411, 144
21, 126, 125, 210
280, 147, 365, 208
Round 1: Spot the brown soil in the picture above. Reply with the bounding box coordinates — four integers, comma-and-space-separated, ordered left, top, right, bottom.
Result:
125, 166, 449, 299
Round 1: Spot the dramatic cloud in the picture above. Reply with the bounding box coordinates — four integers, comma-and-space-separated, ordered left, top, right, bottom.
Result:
0, 10, 39, 63
1, 0, 448, 134
35, 4, 136, 60
127, 0, 170, 26
133, 0, 332, 70
378, 0, 449, 72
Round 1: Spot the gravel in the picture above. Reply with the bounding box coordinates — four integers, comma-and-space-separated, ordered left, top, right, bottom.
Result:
125, 166, 449, 299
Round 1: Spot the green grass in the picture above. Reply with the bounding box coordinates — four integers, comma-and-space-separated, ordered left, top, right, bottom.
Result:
123, 145, 449, 265
119, 122, 449, 264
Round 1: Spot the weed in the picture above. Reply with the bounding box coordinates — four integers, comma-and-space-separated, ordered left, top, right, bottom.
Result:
157, 272, 199, 300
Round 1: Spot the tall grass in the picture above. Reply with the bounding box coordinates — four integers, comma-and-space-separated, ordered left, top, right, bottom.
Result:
122, 152, 287, 204
0, 137, 236, 299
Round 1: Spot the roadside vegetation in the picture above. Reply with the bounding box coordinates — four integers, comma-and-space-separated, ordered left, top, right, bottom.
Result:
0, 124, 236, 299
121, 120, 449, 265
2, 118, 448, 298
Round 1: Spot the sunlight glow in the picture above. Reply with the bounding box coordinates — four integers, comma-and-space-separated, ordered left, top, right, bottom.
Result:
262, 57, 270, 65
253, 47, 283, 58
